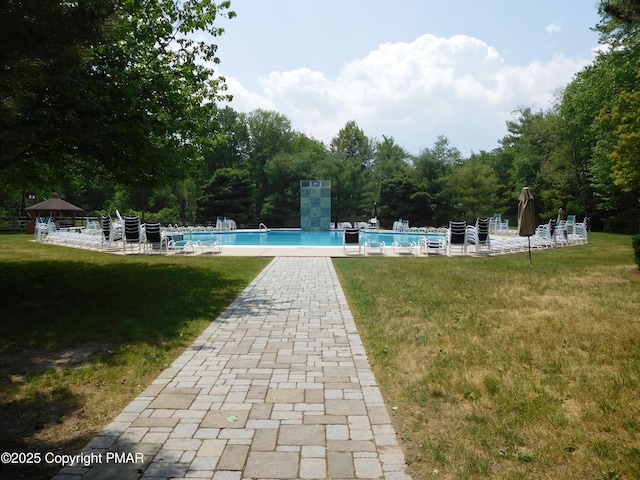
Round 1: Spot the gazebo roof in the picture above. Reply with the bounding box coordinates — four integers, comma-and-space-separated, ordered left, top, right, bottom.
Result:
26, 193, 83, 213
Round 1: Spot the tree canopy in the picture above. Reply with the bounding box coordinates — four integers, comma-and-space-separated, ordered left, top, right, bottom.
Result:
0, 0, 235, 189
2, 1, 640, 233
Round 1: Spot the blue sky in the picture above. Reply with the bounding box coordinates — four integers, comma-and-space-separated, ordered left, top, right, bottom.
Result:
212, 1, 602, 155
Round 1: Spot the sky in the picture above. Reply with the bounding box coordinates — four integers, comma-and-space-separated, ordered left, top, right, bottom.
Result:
210, 1, 603, 156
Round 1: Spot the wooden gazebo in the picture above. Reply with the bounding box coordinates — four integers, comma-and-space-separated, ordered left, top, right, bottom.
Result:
26, 193, 84, 230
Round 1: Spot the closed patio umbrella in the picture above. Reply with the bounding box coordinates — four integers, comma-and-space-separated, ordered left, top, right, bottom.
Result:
517, 187, 536, 263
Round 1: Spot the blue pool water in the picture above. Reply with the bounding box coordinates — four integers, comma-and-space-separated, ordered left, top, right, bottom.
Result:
190, 229, 444, 247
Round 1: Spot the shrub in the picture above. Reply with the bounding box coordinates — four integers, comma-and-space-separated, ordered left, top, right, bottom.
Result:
632, 234, 640, 268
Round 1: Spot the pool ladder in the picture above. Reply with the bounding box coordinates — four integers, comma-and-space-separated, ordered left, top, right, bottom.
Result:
259, 223, 268, 232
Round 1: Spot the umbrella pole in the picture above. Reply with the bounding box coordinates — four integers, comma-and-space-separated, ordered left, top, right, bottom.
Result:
528, 237, 532, 264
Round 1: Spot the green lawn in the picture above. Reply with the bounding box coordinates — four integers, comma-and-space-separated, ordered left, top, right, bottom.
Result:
1, 232, 638, 480
334, 232, 640, 479
0, 233, 270, 480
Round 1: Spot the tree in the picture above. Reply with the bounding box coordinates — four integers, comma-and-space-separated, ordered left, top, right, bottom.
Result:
329, 121, 373, 218
588, 0, 640, 229
446, 157, 500, 219
604, 88, 640, 192
0, 0, 236, 190
597, 0, 640, 47
475, 149, 513, 214
329, 121, 374, 168
598, 86, 640, 231
1, 0, 113, 189
497, 107, 574, 218
197, 168, 254, 224
171, 178, 201, 224
556, 2, 640, 230
260, 133, 329, 226
262, 151, 315, 226
202, 106, 251, 175
413, 136, 459, 225
379, 175, 430, 227
423, 135, 463, 167
370, 136, 412, 187
245, 110, 295, 215
500, 108, 545, 191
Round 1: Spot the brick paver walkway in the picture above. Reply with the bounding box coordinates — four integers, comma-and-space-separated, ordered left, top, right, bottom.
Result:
53, 257, 411, 480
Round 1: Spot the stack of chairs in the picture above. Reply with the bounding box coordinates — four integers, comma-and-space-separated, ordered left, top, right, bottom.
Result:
569, 217, 589, 244
474, 217, 491, 255
123, 215, 143, 253
101, 215, 123, 250
448, 221, 469, 255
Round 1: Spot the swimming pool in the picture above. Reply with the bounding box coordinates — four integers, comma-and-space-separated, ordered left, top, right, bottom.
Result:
189, 229, 445, 247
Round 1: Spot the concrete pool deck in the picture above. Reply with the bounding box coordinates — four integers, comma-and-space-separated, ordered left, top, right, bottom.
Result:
197, 246, 350, 257
52, 257, 412, 480
37, 226, 583, 257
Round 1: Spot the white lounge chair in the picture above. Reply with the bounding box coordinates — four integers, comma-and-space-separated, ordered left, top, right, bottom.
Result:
167, 235, 201, 254
364, 240, 385, 255
392, 241, 417, 255
201, 239, 223, 254
419, 234, 447, 256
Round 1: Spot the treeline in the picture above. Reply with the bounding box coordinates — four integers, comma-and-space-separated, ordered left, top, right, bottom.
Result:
1, 1, 640, 232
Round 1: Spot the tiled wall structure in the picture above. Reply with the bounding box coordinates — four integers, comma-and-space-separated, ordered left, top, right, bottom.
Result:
300, 180, 331, 231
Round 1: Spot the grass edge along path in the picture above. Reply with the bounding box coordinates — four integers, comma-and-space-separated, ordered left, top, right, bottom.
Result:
0, 233, 270, 480
334, 233, 640, 480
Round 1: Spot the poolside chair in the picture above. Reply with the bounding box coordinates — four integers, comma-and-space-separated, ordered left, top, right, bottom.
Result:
392, 241, 417, 255
201, 239, 223, 254
568, 221, 588, 245
570, 217, 589, 244
34, 217, 54, 241
343, 228, 362, 255
490, 213, 501, 233
364, 240, 385, 255
123, 215, 143, 253
534, 223, 555, 249
392, 219, 410, 231
144, 223, 168, 254
448, 220, 469, 255
101, 214, 123, 250
418, 234, 447, 256
555, 221, 569, 246
474, 217, 491, 255
167, 236, 202, 254
466, 224, 478, 248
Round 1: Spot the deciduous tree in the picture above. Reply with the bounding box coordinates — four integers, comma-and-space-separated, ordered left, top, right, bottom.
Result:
1, 0, 235, 190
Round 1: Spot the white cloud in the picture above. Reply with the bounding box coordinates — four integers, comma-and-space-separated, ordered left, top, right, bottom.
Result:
223, 77, 275, 112
546, 23, 562, 34
222, 34, 592, 154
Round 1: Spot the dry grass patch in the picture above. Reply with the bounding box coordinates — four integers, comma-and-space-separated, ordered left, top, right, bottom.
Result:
334, 233, 640, 479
